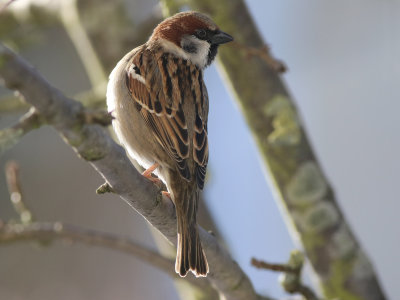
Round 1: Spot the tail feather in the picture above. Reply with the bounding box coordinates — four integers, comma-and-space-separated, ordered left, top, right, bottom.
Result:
174, 188, 208, 277
175, 220, 208, 277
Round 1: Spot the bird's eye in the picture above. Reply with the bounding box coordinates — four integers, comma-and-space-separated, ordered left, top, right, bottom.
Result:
196, 29, 207, 39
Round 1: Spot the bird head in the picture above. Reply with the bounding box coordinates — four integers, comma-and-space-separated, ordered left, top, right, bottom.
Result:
150, 11, 233, 69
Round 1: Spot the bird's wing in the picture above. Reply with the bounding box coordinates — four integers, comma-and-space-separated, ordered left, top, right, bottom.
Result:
192, 72, 209, 190
125, 49, 208, 186
126, 50, 190, 180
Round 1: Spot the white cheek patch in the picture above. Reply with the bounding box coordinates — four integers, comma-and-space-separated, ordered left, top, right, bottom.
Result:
181, 35, 210, 69
160, 37, 210, 69
128, 63, 146, 84
190, 39, 210, 68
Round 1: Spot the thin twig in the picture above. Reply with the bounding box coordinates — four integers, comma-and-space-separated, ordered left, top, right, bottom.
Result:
251, 258, 297, 274
5, 160, 34, 224
0, 108, 44, 155
11, 108, 43, 131
252, 251, 320, 300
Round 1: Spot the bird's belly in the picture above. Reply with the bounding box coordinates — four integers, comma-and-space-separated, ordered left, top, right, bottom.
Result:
112, 107, 169, 182
111, 92, 176, 184
114, 122, 153, 170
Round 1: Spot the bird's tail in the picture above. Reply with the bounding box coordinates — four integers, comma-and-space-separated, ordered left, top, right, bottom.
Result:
174, 188, 208, 277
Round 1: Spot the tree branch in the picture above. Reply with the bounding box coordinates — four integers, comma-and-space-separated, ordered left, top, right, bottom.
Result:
0, 107, 44, 155
252, 251, 319, 300
251, 258, 297, 274
1, 160, 217, 297
0, 42, 269, 300
60, 0, 108, 97
0, 220, 216, 293
5, 160, 34, 224
0, 94, 29, 113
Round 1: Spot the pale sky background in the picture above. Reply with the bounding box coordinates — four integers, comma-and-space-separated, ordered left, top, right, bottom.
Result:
0, 1, 399, 299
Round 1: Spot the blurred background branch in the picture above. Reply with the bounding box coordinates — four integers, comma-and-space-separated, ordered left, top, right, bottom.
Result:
252, 251, 319, 300
5, 160, 34, 224
60, 0, 108, 98
0, 0, 161, 113
0, 221, 214, 292
1, 160, 217, 297
0, 108, 43, 155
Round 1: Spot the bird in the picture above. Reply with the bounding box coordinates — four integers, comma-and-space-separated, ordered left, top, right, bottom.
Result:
106, 11, 233, 277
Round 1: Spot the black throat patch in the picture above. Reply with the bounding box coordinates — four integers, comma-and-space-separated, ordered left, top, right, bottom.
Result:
206, 44, 218, 67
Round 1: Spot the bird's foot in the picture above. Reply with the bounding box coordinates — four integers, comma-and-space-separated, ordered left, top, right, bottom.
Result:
161, 191, 171, 199
142, 163, 161, 184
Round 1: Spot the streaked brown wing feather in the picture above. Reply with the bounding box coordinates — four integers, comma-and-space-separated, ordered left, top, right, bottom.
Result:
126, 49, 191, 181
125, 48, 209, 188
192, 74, 209, 189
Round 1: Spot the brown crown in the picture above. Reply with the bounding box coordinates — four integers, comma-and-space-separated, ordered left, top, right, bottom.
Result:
151, 11, 218, 47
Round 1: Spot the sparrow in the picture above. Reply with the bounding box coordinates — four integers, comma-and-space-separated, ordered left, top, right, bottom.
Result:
106, 11, 233, 277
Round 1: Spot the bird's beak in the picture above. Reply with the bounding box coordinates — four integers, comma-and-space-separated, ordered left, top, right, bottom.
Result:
210, 31, 233, 45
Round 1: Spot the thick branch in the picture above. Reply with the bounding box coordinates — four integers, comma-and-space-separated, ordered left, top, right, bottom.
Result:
0, 43, 268, 300
177, 1, 386, 299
